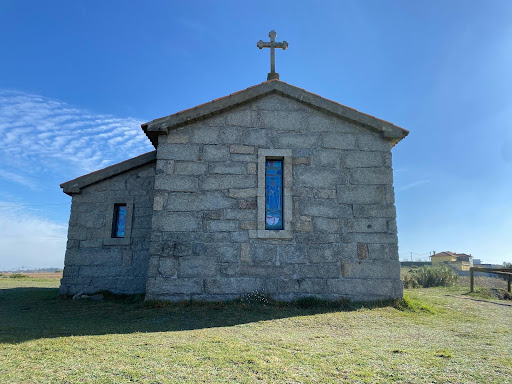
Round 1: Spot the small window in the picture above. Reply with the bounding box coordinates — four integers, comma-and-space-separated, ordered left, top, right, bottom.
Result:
104, 198, 133, 246
112, 204, 127, 238
255, 149, 292, 239
265, 159, 283, 230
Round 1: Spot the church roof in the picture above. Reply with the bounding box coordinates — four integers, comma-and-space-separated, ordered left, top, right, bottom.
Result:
60, 151, 156, 195
141, 79, 409, 148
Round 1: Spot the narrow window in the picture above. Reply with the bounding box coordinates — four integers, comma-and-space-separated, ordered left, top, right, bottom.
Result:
112, 204, 127, 238
265, 159, 283, 230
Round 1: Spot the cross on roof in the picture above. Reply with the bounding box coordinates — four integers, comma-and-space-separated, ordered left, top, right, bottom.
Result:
257, 30, 288, 81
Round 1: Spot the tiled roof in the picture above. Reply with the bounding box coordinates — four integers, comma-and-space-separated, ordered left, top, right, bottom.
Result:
431, 252, 455, 258
430, 251, 473, 260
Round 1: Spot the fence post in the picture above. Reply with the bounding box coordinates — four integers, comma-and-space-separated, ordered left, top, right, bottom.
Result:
508, 275, 511, 293
470, 268, 474, 293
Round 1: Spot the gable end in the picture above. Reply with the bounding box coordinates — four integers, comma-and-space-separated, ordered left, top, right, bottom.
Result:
141, 80, 409, 148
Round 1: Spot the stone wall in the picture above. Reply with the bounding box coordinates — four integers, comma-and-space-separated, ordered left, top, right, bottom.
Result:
146, 94, 402, 302
60, 161, 155, 295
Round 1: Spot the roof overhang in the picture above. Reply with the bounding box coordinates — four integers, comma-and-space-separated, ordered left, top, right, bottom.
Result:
60, 151, 157, 195
141, 79, 409, 148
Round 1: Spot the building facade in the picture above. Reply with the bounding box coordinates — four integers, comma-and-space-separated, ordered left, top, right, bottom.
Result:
430, 251, 474, 272
60, 80, 408, 302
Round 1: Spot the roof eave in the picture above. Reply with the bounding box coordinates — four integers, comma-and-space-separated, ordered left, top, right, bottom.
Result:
60, 151, 157, 195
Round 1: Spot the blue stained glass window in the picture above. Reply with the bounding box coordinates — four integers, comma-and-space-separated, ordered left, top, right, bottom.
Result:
113, 205, 127, 238
265, 159, 283, 230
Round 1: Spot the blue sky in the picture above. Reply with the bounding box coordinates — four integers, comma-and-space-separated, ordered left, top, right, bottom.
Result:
0, 0, 511, 269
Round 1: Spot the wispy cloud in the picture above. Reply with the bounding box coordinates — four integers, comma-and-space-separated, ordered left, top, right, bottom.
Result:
0, 169, 37, 189
0, 90, 154, 183
397, 179, 431, 192
0, 90, 155, 269
0, 201, 67, 270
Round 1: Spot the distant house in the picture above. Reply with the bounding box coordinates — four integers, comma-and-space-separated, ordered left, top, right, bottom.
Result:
430, 251, 473, 271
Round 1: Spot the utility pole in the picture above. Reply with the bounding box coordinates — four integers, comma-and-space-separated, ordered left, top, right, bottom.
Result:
410, 252, 413, 262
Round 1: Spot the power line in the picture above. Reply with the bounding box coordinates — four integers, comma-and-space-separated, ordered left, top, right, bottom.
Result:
399, 252, 431, 256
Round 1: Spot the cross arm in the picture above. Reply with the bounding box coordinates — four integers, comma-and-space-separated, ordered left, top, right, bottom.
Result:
257, 40, 270, 49
278, 41, 289, 50
257, 40, 289, 50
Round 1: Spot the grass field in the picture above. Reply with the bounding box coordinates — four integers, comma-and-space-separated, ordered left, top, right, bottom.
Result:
0, 275, 511, 383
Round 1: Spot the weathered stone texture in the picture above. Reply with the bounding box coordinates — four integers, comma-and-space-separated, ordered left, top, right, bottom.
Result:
203, 145, 229, 161
158, 144, 200, 161
145, 95, 402, 302
60, 161, 156, 295
320, 133, 356, 150
209, 162, 246, 175
175, 161, 207, 175
61, 93, 402, 302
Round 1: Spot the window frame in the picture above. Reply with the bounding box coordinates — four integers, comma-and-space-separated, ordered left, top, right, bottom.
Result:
255, 149, 293, 239
104, 197, 134, 246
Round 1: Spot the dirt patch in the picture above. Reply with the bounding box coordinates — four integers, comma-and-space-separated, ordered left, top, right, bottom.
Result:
490, 288, 512, 300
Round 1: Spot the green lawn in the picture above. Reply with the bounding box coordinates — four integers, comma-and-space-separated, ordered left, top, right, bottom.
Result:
0, 276, 511, 383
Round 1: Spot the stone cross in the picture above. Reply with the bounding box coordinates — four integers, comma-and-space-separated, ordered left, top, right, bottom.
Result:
257, 30, 288, 81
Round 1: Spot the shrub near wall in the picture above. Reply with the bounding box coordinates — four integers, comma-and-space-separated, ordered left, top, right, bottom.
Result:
403, 265, 458, 288
9, 274, 29, 279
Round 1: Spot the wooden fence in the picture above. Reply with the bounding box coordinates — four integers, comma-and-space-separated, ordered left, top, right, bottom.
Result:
469, 267, 512, 293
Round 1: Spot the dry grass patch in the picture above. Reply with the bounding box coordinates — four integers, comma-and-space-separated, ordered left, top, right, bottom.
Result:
0, 272, 63, 279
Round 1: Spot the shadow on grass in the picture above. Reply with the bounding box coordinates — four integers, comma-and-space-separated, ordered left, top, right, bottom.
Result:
456, 289, 512, 307
0, 287, 400, 344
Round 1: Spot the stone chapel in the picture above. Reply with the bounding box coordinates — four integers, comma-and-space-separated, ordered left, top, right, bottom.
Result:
59, 32, 408, 301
